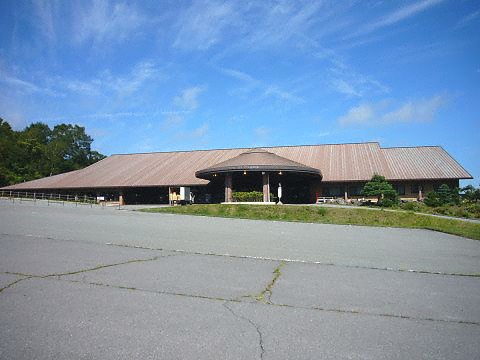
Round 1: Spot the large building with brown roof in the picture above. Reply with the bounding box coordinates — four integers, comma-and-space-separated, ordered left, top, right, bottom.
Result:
1, 142, 472, 204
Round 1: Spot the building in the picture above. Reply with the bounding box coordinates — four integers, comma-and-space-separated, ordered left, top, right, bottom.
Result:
1, 142, 472, 204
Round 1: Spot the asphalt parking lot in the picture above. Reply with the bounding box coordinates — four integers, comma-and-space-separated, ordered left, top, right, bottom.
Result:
1, 200, 479, 359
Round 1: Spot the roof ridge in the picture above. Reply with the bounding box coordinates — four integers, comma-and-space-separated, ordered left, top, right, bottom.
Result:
381, 145, 442, 149
110, 142, 382, 156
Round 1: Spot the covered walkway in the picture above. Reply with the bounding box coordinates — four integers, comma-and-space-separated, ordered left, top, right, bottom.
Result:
196, 148, 322, 203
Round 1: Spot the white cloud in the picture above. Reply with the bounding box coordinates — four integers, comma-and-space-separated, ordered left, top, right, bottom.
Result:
0, 72, 61, 97
191, 123, 209, 138
338, 94, 448, 126
74, 1, 146, 45
350, 0, 444, 38
220, 68, 258, 85
173, 86, 206, 110
161, 112, 185, 129
222, 67, 304, 104
0, 110, 28, 130
263, 86, 305, 104
382, 95, 447, 123
110, 61, 160, 95
175, 123, 210, 142
64, 79, 101, 96
254, 126, 271, 138
454, 10, 480, 29
39, 112, 146, 122
173, 1, 326, 52
328, 66, 389, 97
243, 1, 322, 49
60, 61, 160, 96
173, 1, 235, 50
33, 0, 57, 44
251, 126, 273, 146
338, 104, 376, 126
331, 79, 361, 97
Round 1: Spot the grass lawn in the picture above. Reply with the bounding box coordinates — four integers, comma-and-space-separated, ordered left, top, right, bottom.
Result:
140, 204, 480, 240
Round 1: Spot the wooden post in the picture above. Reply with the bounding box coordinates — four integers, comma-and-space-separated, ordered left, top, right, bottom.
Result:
344, 189, 348, 202
262, 172, 270, 202
119, 191, 125, 206
225, 174, 233, 203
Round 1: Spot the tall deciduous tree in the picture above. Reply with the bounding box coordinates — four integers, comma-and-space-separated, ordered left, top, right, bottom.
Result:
0, 119, 106, 186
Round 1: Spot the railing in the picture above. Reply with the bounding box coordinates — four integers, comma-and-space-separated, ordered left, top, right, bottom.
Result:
0, 190, 98, 207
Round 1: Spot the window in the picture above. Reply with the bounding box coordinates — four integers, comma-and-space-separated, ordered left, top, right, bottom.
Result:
349, 185, 363, 196
324, 186, 344, 197
394, 184, 405, 195
411, 183, 422, 194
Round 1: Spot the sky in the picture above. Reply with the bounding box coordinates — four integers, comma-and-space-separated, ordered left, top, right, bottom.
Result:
0, 0, 479, 185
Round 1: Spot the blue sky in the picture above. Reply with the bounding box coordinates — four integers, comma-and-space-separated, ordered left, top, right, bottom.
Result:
0, 0, 479, 184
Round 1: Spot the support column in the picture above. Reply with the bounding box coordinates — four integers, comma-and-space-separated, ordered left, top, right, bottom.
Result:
344, 188, 348, 202
225, 173, 232, 203
119, 190, 125, 206
262, 172, 270, 202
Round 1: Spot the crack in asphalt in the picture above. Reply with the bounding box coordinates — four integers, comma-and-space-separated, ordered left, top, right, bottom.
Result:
1, 253, 179, 291
0, 276, 33, 293
1, 234, 479, 326
5, 273, 478, 327
253, 261, 285, 304
222, 301, 265, 360
1, 232, 478, 277
105, 242, 480, 277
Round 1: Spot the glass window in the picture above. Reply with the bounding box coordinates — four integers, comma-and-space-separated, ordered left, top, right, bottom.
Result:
325, 186, 344, 197
411, 183, 422, 193
394, 184, 405, 195
349, 185, 363, 196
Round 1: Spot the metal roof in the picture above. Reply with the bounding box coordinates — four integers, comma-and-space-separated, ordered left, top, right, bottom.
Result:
1, 142, 472, 190
195, 148, 322, 179
382, 146, 472, 180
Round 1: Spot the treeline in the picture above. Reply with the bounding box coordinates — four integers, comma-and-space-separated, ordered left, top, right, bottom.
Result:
0, 118, 106, 187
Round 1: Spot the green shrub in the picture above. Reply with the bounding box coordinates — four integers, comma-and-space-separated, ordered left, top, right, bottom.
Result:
424, 191, 442, 207
465, 203, 480, 218
378, 198, 398, 208
401, 201, 424, 212
425, 184, 461, 207
232, 191, 263, 202
232, 191, 278, 202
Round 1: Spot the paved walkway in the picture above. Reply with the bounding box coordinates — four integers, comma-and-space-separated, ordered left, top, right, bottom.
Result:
1, 202, 479, 359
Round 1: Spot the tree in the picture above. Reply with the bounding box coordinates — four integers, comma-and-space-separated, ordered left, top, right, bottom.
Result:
437, 184, 453, 204
424, 191, 442, 207
0, 119, 106, 186
424, 184, 461, 207
17, 122, 52, 181
0, 118, 20, 186
361, 174, 398, 205
461, 185, 480, 203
